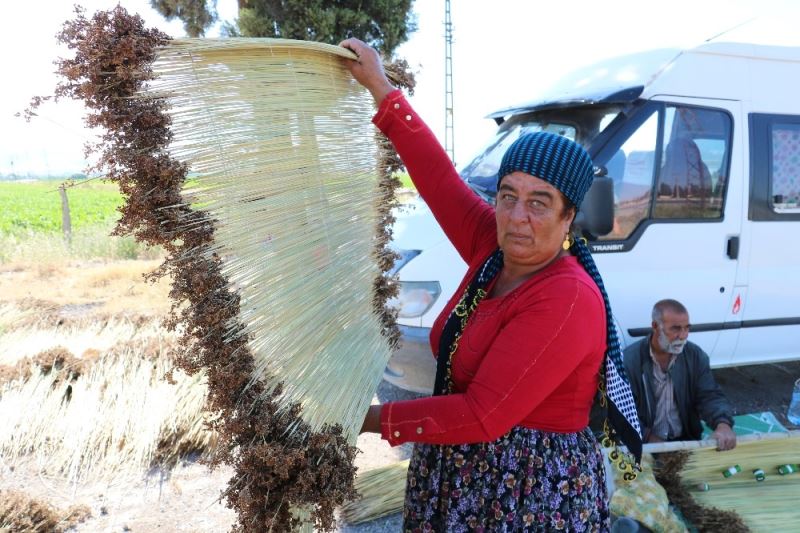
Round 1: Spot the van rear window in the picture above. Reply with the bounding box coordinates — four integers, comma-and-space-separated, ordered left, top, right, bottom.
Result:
770, 124, 800, 212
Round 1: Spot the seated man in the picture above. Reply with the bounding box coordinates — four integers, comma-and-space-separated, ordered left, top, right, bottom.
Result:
623, 299, 737, 450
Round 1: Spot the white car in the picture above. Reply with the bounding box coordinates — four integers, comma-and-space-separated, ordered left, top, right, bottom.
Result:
385, 39, 800, 393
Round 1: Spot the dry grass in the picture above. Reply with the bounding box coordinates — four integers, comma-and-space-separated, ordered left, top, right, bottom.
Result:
0, 299, 215, 484
341, 460, 408, 524
0, 310, 173, 367
0, 348, 215, 484
0, 225, 162, 265
0, 259, 172, 318
0, 489, 91, 533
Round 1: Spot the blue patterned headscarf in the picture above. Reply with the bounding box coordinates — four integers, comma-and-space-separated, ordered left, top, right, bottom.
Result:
498, 132, 643, 465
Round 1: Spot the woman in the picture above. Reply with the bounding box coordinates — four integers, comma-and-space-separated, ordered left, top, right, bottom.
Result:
341, 38, 642, 532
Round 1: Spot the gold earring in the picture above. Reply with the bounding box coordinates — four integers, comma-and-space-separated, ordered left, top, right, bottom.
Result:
562, 233, 573, 251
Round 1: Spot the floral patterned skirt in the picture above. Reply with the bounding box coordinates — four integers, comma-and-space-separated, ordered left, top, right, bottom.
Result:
402, 427, 609, 532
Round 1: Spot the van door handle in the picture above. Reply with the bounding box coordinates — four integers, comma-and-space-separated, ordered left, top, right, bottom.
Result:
726, 236, 740, 260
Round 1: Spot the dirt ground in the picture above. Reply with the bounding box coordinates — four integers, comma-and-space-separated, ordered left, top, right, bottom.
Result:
714, 360, 800, 429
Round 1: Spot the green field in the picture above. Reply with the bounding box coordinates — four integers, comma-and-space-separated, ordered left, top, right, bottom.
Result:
397, 172, 415, 190
0, 180, 164, 262
0, 174, 413, 262
0, 180, 123, 235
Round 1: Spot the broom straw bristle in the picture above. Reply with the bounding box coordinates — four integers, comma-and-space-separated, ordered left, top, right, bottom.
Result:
151, 39, 394, 440
653, 431, 800, 532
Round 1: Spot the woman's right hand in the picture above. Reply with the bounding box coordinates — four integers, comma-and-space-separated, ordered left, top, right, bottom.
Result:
339, 38, 396, 105
360, 404, 382, 434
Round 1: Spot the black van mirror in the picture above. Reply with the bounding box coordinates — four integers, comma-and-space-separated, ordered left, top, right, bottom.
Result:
575, 176, 614, 237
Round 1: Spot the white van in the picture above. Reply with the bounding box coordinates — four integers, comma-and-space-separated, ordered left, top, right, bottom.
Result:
385, 38, 800, 393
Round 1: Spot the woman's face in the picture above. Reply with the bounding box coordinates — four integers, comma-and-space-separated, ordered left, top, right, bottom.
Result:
495, 172, 574, 268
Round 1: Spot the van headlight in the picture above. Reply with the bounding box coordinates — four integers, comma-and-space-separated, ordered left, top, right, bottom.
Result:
388, 281, 442, 318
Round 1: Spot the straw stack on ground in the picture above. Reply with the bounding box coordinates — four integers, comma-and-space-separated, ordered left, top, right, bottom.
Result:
33, 6, 400, 531
341, 460, 409, 524
652, 431, 800, 532
0, 490, 91, 533
0, 314, 214, 483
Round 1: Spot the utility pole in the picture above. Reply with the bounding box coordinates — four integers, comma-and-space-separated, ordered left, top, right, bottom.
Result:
444, 0, 455, 165
59, 184, 72, 247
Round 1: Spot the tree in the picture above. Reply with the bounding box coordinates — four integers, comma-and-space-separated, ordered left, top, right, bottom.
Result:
150, 0, 217, 37
219, 1, 414, 58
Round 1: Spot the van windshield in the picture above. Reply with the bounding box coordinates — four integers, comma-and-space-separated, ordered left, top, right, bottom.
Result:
460, 105, 623, 200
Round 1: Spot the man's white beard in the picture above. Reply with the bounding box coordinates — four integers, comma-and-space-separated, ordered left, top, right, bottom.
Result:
658, 329, 686, 355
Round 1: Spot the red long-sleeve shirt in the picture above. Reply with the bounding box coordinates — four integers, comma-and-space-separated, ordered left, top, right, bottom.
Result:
376, 90, 607, 446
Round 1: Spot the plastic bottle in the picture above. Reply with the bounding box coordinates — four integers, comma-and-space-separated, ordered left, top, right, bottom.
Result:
788, 377, 800, 426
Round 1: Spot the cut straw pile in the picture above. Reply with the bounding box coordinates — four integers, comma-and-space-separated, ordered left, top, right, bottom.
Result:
0, 309, 215, 483
341, 460, 409, 524
679, 432, 800, 531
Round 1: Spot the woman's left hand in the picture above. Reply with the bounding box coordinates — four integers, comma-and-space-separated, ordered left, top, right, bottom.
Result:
339, 38, 395, 105
360, 404, 382, 434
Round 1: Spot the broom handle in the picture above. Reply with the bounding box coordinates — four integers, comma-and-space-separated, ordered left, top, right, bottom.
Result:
640, 429, 800, 453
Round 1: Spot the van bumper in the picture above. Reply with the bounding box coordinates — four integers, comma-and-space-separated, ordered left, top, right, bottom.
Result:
383, 325, 435, 394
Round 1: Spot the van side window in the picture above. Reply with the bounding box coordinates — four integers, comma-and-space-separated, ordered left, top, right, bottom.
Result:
602, 111, 658, 240
770, 124, 800, 212
597, 103, 733, 241
653, 106, 731, 219
749, 113, 800, 221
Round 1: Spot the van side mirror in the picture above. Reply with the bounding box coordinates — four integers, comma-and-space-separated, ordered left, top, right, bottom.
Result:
575, 176, 614, 237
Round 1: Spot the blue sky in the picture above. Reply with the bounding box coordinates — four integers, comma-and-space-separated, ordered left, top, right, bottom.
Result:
1, 0, 798, 176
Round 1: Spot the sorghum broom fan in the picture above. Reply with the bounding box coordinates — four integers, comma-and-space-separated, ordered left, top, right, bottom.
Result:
30, 6, 406, 531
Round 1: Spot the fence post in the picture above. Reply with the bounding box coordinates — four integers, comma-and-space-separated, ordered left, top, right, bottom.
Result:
59, 184, 72, 246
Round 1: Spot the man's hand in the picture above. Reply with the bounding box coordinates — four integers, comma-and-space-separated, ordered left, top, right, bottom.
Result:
711, 422, 736, 451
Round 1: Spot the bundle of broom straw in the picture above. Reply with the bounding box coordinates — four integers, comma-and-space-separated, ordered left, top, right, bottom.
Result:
0, 333, 214, 483
30, 6, 410, 531
652, 430, 800, 533
151, 36, 393, 435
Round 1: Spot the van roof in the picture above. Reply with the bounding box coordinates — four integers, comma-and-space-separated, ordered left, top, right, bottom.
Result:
490, 18, 800, 119
486, 48, 679, 119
